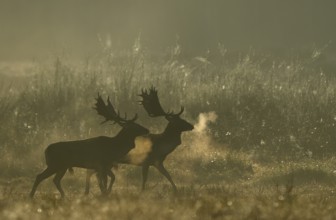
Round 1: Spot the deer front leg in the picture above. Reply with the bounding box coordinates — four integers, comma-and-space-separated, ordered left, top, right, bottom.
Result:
106, 170, 115, 194
85, 169, 96, 195
141, 165, 149, 191
155, 162, 177, 193
96, 169, 108, 195
86, 169, 115, 195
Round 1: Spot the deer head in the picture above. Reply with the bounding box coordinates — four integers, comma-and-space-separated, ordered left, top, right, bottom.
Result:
139, 87, 193, 132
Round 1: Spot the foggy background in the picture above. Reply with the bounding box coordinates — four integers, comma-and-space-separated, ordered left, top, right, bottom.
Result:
1, 0, 336, 61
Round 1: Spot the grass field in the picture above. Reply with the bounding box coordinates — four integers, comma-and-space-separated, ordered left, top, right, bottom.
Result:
2, 158, 336, 219
1, 42, 336, 219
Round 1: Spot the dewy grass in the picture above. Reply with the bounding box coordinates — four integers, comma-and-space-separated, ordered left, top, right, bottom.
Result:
1, 45, 336, 219
2, 179, 336, 219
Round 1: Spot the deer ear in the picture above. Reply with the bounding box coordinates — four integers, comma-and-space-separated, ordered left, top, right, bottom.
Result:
165, 115, 174, 121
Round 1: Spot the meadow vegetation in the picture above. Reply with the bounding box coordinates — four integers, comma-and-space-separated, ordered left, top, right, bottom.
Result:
1, 41, 336, 219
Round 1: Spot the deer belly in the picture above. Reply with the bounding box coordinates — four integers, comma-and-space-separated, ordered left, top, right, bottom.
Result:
64, 154, 106, 169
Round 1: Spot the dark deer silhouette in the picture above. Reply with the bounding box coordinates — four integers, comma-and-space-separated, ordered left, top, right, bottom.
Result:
84, 87, 194, 194
29, 94, 149, 198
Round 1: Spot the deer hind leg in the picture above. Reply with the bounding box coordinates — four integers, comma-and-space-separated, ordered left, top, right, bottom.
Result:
155, 163, 177, 193
107, 170, 115, 194
141, 165, 149, 191
53, 169, 67, 198
85, 169, 96, 195
29, 167, 55, 198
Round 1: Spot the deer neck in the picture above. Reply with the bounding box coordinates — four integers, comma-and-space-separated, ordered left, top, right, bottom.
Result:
150, 126, 182, 158
115, 128, 137, 145
162, 123, 183, 145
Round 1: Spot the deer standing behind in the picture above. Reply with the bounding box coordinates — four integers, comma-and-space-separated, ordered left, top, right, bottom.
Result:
84, 87, 194, 194
29, 94, 149, 198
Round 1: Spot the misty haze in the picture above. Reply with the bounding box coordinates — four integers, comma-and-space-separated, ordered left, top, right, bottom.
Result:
1, 1, 336, 219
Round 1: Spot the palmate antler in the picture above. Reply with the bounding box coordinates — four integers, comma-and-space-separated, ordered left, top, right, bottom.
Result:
94, 93, 137, 126
139, 86, 184, 118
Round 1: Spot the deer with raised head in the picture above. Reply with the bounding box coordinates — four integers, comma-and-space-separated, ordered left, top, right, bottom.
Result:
84, 87, 194, 194
29, 94, 149, 198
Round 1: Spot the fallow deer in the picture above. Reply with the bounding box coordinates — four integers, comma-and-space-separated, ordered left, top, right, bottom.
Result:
85, 87, 194, 193
29, 94, 149, 198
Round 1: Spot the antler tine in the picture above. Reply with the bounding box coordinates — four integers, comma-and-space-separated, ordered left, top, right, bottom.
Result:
176, 106, 184, 116
165, 106, 185, 117
139, 86, 167, 117
94, 93, 111, 122
94, 93, 136, 126
139, 87, 186, 118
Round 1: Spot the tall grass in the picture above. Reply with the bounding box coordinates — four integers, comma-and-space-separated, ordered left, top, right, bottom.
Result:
0, 41, 336, 178
2, 42, 336, 219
